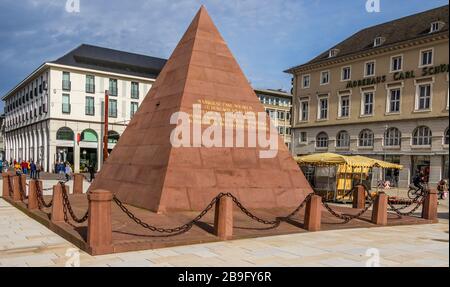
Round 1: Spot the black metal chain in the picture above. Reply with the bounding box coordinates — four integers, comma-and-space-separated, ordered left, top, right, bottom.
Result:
321, 185, 374, 223
387, 194, 422, 211
113, 192, 314, 234
34, 180, 53, 209
17, 175, 29, 201
113, 193, 222, 234
387, 190, 428, 217
60, 182, 89, 224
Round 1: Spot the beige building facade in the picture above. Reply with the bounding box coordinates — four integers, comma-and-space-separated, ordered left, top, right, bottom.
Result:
255, 89, 292, 151
286, 6, 449, 188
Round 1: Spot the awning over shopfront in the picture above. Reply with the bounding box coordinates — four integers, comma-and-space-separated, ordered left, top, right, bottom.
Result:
294, 153, 403, 169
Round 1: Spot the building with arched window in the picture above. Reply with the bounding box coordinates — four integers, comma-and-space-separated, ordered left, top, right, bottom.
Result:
286, 5, 449, 188
2, 44, 166, 172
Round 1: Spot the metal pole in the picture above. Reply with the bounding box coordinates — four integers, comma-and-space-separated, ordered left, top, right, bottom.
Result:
103, 90, 109, 162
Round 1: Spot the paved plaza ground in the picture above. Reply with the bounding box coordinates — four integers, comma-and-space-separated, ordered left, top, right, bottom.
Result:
0, 178, 448, 267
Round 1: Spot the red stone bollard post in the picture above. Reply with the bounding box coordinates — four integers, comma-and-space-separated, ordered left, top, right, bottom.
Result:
20, 174, 27, 199
28, 180, 39, 210
2, 173, 10, 198
51, 184, 65, 223
371, 192, 387, 225
13, 176, 21, 202
87, 190, 113, 255
73, 174, 84, 195
214, 196, 233, 240
422, 189, 438, 221
304, 194, 322, 231
352, 185, 366, 209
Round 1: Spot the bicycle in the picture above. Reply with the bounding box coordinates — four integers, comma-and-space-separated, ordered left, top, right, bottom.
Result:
407, 184, 427, 199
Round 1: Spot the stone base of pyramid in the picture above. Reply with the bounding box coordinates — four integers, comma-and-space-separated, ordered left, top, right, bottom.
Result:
3, 194, 435, 255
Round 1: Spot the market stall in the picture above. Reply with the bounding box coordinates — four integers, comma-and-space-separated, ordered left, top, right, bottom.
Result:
295, 153, 403, 202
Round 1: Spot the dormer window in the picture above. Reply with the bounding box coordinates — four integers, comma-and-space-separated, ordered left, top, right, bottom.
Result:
373, 37, 385, 47
329, 48, 340, 58
430, 21, 445, 33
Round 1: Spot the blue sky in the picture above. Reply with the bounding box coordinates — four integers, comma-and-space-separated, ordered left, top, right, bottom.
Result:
0, 0, 448, 112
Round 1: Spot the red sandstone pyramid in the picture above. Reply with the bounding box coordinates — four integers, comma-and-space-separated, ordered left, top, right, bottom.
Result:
89, 6, 313, 212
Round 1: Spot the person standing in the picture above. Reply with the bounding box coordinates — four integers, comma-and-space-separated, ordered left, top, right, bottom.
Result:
21, 161, 28, 175
88, 163, 96, 183
58, 162, 65, 180
65, 163, 72, 182
30, 161, 37, 179
36, 162, 42, 179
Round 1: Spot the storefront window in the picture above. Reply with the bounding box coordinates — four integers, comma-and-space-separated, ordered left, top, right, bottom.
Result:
81, 129, 98, 142
56, 127, 74, 141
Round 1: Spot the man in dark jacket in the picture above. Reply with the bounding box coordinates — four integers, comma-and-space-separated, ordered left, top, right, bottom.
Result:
30, 161, 37, 179
412, 171, 425, 194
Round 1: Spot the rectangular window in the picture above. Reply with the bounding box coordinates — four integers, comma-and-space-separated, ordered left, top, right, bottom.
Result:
420, 49, 433, 66
362, 92, 374, 115
62, 72, 71, 91
320, 71, 329, 85
278, 127, 284, 135
299, 132, 307, 143
302, 75, 310, 88
342, 67, 351, 81
365, 61, 375, 76
319, 97, 328, 119
62, 94, 70, 114
85, 96, 95, 116
131, 82, 139, 99
109, 79, 118, 96
391, 56, 402, 72
418, 84, 431, 110
340, 95, 350, 117
86, 75, 95, 93
389, 89, 401, 113
130, 102, 139, 118
277, 111, 285, 120
108, 99, 117, 117
300, 100, 309, 121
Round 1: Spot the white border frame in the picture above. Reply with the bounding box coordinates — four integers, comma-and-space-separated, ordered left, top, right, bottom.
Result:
316, 93, 330, 121
389, 54, 404, 73
418, 47, 434, 68
414, 77, 435, 112
359, 86, 376, 117
340, 66, 352, 82
385, 82, 404, 115
320, 70, 330, 86
301, 74, 311, 89
364, 60, 376, 78
338, 92, 352, 119
298, 97, 310, 123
